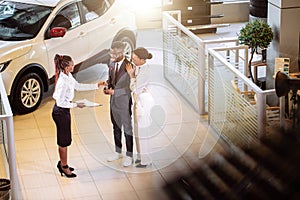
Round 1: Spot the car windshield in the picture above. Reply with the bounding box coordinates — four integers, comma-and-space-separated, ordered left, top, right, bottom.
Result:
0, 1, 53, 41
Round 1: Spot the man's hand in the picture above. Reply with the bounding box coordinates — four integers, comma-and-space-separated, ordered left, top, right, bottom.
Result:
103, 87, 114, 95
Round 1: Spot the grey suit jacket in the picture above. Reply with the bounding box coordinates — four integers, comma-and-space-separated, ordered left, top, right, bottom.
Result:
107, 58, 132, 113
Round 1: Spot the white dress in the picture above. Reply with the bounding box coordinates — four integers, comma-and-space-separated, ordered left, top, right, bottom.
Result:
130, 63, 155, 165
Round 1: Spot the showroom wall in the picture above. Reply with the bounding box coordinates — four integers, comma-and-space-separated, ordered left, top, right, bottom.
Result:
135, 1, 250, 29
211, 1, 249, 23
267, 0, 300, 75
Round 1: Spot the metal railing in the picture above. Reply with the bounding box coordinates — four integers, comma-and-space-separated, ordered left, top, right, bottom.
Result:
0, 74, 17, 198
208, 45, 284, 144
162, 11, 238, 114
162, 11, 284, 143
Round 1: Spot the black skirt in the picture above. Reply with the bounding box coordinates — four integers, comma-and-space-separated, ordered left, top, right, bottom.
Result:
52, 104, 72, 147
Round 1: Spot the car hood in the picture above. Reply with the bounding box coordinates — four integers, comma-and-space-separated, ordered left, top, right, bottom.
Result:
0, 40, 32, 63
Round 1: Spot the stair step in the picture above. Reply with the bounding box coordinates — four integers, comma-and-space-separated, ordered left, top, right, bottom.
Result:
180, 176, 215, 200
164, 173, 217, 200
244, 143, 290, 192
163, 132, 300, 199
218, 143, 287, 199
195, 161, 239, 200
248, 167, 288, 198
235, 169, 274, 200
261, 131, 300, 157
164, 180, 194, 200
209, 153, 244, 186
222, 144, 256, 174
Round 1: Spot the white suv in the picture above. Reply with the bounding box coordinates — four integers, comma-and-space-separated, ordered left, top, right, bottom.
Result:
0, 0, 137, 114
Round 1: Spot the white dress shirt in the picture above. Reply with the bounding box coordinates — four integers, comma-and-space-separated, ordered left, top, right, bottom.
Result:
53, 72, 98, 108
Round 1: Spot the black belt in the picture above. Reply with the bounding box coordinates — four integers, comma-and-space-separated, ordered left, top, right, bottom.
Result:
55, 104, 70, 111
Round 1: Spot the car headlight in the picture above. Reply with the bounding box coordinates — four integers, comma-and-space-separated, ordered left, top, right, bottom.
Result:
0, 61, 11, 72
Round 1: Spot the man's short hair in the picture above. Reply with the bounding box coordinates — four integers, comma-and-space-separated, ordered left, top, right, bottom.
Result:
111, 41, 125, 51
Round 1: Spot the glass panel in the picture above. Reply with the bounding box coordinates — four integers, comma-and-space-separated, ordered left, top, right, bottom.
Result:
82, 0, 108, 22
51, 3, 81, 30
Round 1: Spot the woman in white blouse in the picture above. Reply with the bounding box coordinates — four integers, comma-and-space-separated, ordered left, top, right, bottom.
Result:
52, 54, 103, 177
126, 47, 155, 168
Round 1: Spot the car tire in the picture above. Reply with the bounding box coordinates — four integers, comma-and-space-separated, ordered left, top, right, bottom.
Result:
250, 0, 267, 8
13, 73, 44, 114
117, 36, 135, 60
249, 5, 267, 18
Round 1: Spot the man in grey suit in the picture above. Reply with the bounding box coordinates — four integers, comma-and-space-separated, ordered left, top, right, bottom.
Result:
104, 41, 133, 167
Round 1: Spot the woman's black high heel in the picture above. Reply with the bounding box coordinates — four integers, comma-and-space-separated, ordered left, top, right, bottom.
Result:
57, 161, 74, 171
57, 163, 77, 178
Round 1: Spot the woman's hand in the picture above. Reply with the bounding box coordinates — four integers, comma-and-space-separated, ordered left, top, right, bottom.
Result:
98, 81, 107, 88
77, 102, 85, 108
126, 63, 135, 78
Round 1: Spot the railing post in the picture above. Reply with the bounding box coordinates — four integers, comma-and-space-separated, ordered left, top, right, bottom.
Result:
6, 117, 17, 199
235, 40, 239, 67
0, 74, 18, 199
256, 92, 267, 139
207, 53, 214, 123
198, 41, 206, 114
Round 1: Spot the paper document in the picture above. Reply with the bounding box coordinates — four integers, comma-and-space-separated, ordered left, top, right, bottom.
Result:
75, 99, 102, 107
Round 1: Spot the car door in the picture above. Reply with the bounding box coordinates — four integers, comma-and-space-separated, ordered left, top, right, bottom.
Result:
80, 0, 117, 61
81, 0, 136, 65
44, 2, 89, 69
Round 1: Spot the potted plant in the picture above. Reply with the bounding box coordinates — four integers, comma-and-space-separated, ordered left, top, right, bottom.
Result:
238, 19, 273, 82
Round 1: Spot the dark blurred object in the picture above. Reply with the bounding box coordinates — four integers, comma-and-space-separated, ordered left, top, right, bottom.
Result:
275, 71, 300, 97
0, 179, 10, 200
275, 71, 300, 128
250, 0, 268, 18
163, 129, 300, 199
261, 48, 267, 63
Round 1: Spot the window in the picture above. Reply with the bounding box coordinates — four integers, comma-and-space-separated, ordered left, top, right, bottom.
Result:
50, 3, 80, 30
0, 1, 52, 40
82, 0, 108, 22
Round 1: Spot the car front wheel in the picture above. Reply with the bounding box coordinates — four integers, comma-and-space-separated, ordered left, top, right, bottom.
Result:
13, 73, 44, 114
118, 36, 135, 60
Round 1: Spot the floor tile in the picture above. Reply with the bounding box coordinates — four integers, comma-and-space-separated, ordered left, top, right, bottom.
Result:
95, 178, 134, 194
101, 191, 138, 200
128, 172, 166, 190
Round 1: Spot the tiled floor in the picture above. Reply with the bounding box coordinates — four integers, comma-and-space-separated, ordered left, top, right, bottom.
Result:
11, 27, 245, 199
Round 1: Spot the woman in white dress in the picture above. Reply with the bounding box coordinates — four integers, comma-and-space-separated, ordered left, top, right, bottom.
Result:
126, 47, 155, 168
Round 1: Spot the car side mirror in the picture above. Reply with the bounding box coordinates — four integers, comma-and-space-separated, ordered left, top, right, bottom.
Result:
49, 27, 67, 38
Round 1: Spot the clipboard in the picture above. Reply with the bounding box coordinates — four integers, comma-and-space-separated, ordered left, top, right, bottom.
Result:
75, 99, 103, 107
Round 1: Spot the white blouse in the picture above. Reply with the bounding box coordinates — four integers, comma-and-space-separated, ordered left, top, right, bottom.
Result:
130, 63, 150, 96
53, 72, 98, 108
130, 63, 154, 127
